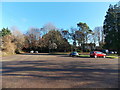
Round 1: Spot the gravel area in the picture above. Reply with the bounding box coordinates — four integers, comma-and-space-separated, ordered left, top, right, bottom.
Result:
1, 53, 119, 88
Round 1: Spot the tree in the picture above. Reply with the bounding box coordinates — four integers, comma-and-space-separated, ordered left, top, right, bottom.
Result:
41, 23, 58, 35
70, 27, 78, 47
77, 22, 92, 51
75, 30, 84, 47
1, 35, 16, 55
61, 24, 92, 52
92, 26, 104, 48
0, 28, 11, 37
61, 29, 70, 40
0, 28, 15, 55
61, 28, 78, 51
11, 26, 25, 53
42, 30, 70, 52
103, 2, 120, 54
25, 27, 41, 51
49, 42, 57, 51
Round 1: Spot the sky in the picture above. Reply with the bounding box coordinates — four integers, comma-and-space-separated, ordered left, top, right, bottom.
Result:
1, 2, 117, 34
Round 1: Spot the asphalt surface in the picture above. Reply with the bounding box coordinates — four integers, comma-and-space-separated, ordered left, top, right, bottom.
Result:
1, 53, 119, 88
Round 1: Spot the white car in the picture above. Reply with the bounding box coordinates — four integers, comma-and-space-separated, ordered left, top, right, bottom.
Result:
30, 50, 34, 53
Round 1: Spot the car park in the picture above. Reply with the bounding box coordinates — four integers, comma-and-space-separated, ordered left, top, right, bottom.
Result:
109, 51, 117, 54
90, 51, 106, 58
69, 51, 79, 57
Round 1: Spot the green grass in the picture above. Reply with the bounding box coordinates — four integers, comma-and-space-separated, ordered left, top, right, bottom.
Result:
49, 52, 119, 59
78, 54, 118, 59
49, 52, 70, 55
106, 56, 118, 59
78, 54, 90, 57
107, 54, 118, 56
79, 55, 118, 59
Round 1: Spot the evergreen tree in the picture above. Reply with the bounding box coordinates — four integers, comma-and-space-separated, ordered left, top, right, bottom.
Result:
103, 2, 120, 54
0, 28, 11, 37
42, 30, 70, 52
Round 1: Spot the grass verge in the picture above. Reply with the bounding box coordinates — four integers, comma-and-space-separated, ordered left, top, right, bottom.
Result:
78, 55, 118, 59
49, 52, 70, 55
78, 54, 90, 57
106, 56, 118, 59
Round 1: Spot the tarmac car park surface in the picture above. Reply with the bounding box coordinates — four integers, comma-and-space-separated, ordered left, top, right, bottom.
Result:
1, 53, 119, 88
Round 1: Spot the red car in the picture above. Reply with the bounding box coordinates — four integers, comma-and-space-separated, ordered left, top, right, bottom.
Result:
90, 51, 106, 58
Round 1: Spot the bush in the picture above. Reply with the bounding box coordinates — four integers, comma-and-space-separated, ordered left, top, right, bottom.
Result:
2, 35, 16, 56
15, 49, 21, 54
77, 49, 82, 52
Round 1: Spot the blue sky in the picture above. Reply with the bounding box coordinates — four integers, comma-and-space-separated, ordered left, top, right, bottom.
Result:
1, 2, 117, 33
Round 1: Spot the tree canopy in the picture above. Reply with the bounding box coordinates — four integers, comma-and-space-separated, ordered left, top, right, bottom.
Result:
103, 2, 120, 54
0, 28, 11, 37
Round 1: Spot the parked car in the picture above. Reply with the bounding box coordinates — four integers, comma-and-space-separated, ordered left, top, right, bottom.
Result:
101, 49, 109, 54
90, 51, 106, 58
109, 51, 118, 54
109, 51, 114, 54
35, 51, 38, 53
114, 51, 117, 54
69, 51, 79, 57
30, 50, 34, 53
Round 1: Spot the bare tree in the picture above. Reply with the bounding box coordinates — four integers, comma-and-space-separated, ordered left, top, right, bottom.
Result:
25, 27, 41, 51
41, 23, 58, 35
11, 26, 25, 53
91, 26, 104, 49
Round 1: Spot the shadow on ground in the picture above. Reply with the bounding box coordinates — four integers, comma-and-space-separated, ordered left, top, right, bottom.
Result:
1, 52, 119, 88
2, 58, 119, 88
21, 53, 68, 55
21, 53, 116, 59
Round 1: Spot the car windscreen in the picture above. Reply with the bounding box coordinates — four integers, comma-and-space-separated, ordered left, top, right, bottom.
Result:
73, 52, 77, 54
96, 52, 102, 54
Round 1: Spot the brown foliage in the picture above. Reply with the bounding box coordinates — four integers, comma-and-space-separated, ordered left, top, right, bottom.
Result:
1, 35, 16, 56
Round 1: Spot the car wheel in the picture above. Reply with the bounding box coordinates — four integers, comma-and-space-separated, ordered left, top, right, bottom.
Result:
90, 56, 93, 58
94, 55, 97, 58
103, 56, 106, 58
